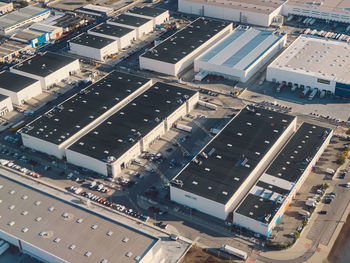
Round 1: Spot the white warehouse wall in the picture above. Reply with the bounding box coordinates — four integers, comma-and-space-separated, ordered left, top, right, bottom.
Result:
65, 148, 108, 175
282, 4, 350, 24
0, 96, 13, 115
139, 56, 176, 76
107, 20, 153, 39
178, 0, 273, 27
0, 81, 41, 105
126, 11, 170, 27
21, 133, 62, 158
266, 66, 336, 93
69, 40, 118, 61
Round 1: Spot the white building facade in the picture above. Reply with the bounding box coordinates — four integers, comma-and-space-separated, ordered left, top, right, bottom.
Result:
0, 95, 13, 116
194, 27, 287, 82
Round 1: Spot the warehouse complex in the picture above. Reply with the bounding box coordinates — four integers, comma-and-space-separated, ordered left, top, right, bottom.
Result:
69, 33, 118, 61
234, 123, 332, 237
76, 4, 114, 17
170, 106, 297, 220
88, 23, 136, 50
126, 6, 170, 27
0, 6, 50, 34
11, 28, 50, 48
108, 14, 153, 39
66, 82, 199, 177
0, 1, 13, 15
10, 52, 80, 90
0, 71, 41, 105
178, 0, 285, 27
267, 35, 350, 98
194, 27, 286, 82
0, 175, 161, 263
140, 18, 232, 76
20, 71, 152, 159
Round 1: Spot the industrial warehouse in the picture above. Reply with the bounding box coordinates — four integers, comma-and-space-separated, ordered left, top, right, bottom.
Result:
126, 6, 170, 27
0, 71, 41, 106
139, 18, 232, 76
20, 71, 152, 159
0, 94, 13, 116
170, 106, 297, 220
0, 175, 161, 263
267, 35, 350, 98
69, 33, 118, 61
0, 6, 50, 34
234, 122, 332, 237
10, 52, 80, 90
194, 27, 286, 82
88, 23, 137, 50
178, 0, 285, 27
65, 82, 199, 177
107, 14, 153, 39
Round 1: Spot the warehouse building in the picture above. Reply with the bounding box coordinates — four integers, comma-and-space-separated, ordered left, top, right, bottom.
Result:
10, 52, 80, 90
170, 106, 297, 220
66, 82, 199, 177
69, 33, 118, 61
267, 35, 350, 98
283, 0, 350, 24
140, 18, 232, 76
88, 23, 136, 50
0, 71, 41, 105
29, 23, 63, 40
178, 0, 285, 27
0, 6, 50, 34
194, 27, 286, 82
234, 123, 332, 237
11, 28, 50, 48
0, 94, 12, 116
126, 6, 170, 27
20, 71, 152, 159
76, 4, 114, 17
0, 175, 161, 263
107, 14, 153, 39
0, 39, 29, 62
0, 1, 13, 15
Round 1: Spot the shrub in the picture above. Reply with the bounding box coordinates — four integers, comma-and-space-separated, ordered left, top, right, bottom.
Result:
346, 128, 350, 135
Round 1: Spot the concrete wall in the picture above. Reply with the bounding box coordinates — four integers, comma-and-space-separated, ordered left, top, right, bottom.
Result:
0, 80, 41, 105
21, 133, 62, 158
65, 148, 108, 175
178, 0, 275, 27
266, 66, 336, 93
0, 96, 13, 116
69, 40, 118, 61
282, 4, 350, 24
126, 10, 170, 27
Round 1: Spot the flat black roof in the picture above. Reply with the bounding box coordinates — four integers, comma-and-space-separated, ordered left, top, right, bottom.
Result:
70, 33, 115, 49
109, 14, 151, 28
12, 52, 77, 77
128, 6, 168, 18
0, 71, 38, 93
140, 18, 231, 64
172, 106, 295, 205
265, 122, 332, 183
21, 71, 150, 145
0, 94, 8, 102
68, 82, 197, 161
235, 122, 332, 225
235, 194, 280, 224
89, 23, 134, 38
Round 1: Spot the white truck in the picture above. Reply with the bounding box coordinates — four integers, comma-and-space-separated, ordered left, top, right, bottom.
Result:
220, 245, 247, 260
89, 181, 97, 188
175, 123, 192, 133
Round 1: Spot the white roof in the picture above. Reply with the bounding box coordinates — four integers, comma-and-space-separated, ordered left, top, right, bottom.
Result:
269, 35, 350, 84
83, 4, 114, 14
259, 173, 295, 191
197, 27, 284, 71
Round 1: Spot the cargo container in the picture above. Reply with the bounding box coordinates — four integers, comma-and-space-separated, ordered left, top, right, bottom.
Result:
220, 244, 247, 260
174, 123, 192, 133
